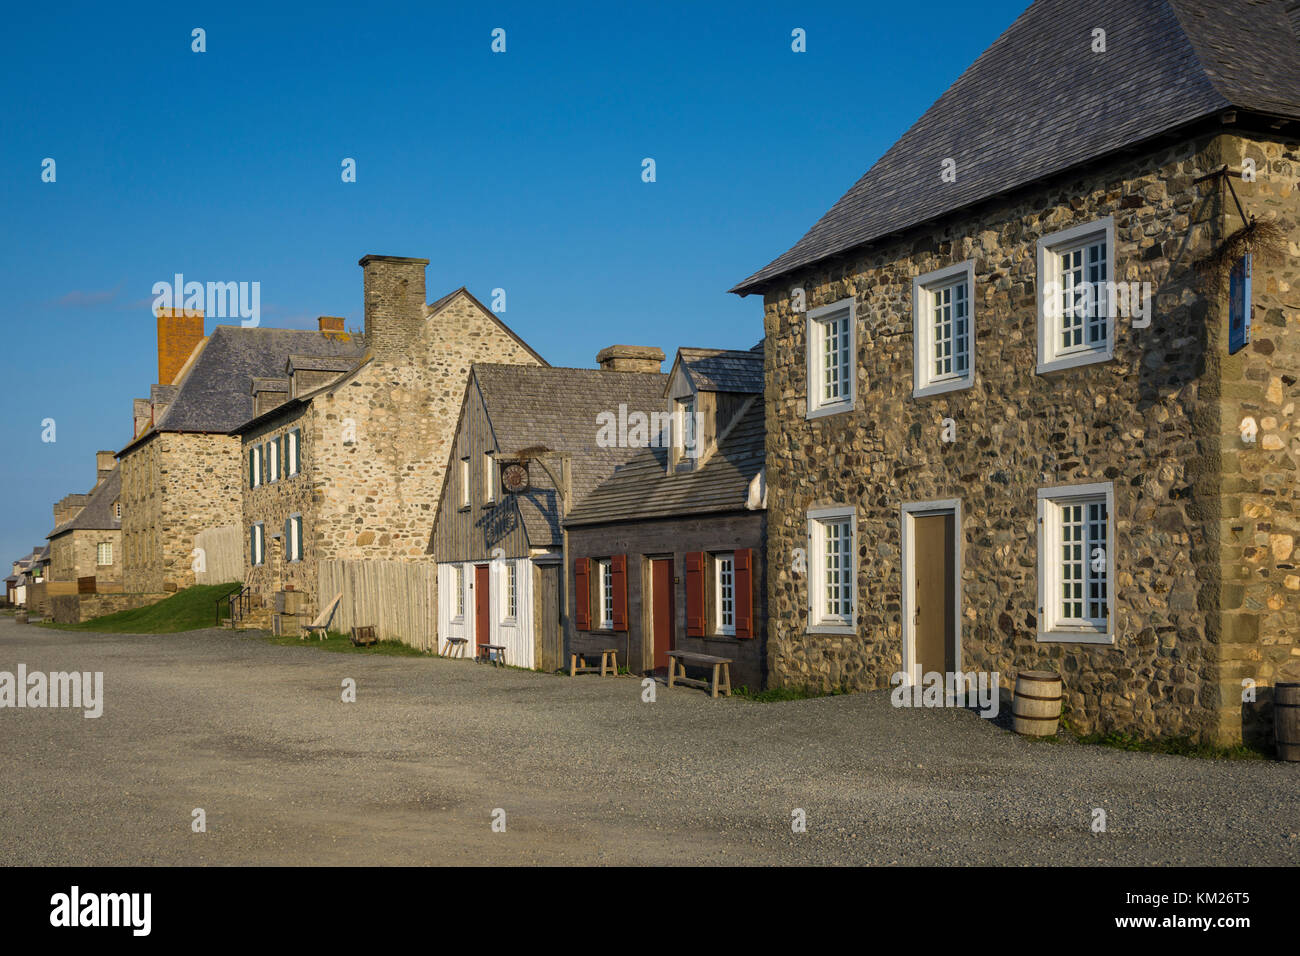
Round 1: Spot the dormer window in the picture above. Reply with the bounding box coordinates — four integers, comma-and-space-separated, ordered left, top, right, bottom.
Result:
679, 396, 698, 456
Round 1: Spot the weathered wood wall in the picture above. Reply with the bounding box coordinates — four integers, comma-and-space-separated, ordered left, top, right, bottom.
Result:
194, 525, 243, 584
318, 559, 437, 650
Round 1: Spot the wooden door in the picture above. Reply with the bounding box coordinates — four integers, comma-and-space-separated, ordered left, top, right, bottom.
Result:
474, 564, 490, 651
651, 558, 675, 671
538, 563, 562, 672
913, 514, 955, 676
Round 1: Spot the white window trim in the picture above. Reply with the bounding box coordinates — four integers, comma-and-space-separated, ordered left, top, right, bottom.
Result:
451, 565, 465, 621
97, 542, 113, 566
459, 457, 470, 509
287, 513, 303, 563
806, 298, 857, 419
1036, 481, 1115, 644
268, 439, 279, 482
597, 559, 614, 631
251, 522, 265, 566
484, 452, 496, 504
912, 261, 975, 397
1036, 217, 1116, 374
807, 505, 857, 634
714, 552, 736, 636
501, 561, 517, 623
250, 446, 262, 489
286, 429, 300, 477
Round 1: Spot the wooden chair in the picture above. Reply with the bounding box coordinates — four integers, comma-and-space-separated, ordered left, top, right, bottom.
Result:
301, 592, 343, 640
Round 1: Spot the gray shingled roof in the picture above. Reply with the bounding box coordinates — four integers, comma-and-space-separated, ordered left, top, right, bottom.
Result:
286, 354, 358, 373
674, 348, 764, 394
128, 326, 365, 444
472, 364, 670, 546
566, 397, 765, 526
731, 0, 1300, 295
47, 468, 121, 538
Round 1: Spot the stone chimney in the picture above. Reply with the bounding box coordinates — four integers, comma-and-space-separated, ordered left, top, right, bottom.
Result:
358, 255, 429, 363
317, 316, 346, 333
156, 308, 205, 386
95, 450, 116, 486
54, 493, 89, 527
133, 398, 152, 437
151, 384, 179, 425
597, 345, 665, 373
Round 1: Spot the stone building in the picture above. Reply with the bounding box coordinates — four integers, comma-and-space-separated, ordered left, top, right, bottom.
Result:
47, 451, 123, 591
432, 349, 668, 670
565, 344, 768, 689
118, 309, 364, 594
232, 256, 546, 628
730, 0, 1300, 744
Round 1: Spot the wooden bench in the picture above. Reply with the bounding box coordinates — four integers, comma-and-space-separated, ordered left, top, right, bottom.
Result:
349, 625, 378, 647
442, 637, 469, 659
479, 643, 508, 667
570, 649, 617, 677
666, 651, 733, 698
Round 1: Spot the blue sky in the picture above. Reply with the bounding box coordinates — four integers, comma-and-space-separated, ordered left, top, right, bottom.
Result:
0, 0, 1027, 564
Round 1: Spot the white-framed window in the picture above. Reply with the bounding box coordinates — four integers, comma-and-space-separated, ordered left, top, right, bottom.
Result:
484, 452, 496, 503
1037, 482, 1114, 643
714, 552, 735, 636
96, 542, 113, 566
459, 457, 470, 509
806, 298, 856, 418
808, 506, 856, 632
268, 438, 280, 482
250, 522, 265, 566
1037, 218, 1116, 373
285, 514, 303, 562
503, 562, 517, 621
113, 500, 121, 520
250, 446, 262, 489
597, 559, 614, 630
680, 396, 698, 454
286, 429, 301, 477
452, 565, 465, 620
913, 261, 975, 396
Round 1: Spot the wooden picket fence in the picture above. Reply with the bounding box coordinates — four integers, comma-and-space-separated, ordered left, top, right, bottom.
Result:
194, 525, 243, 585
317, 560, 438, 650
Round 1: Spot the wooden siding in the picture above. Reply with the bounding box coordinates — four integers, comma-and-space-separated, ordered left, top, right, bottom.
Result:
318, 559, 437, 650
194, 525, 243, 584
567, 511, 767, 689
437, 557, 535, 667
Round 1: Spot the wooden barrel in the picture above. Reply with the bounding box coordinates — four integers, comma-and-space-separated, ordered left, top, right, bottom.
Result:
1276, 682, 1300, 762
1013, 670, 1063, 736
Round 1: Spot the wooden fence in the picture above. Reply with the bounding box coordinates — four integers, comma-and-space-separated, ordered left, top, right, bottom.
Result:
317, 560, 438, 650
194, 525, 243, 584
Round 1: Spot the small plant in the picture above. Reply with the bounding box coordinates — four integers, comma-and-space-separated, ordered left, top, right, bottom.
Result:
732, 684, 846, 702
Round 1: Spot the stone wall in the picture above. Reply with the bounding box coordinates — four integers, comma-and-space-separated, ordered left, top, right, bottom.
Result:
50, 592, 167, 624
49, 530, 122, 587
759, 129, 1297, 744
120, 436, 162, 594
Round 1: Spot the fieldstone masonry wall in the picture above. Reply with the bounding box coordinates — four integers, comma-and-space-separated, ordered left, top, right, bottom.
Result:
761, 130, 1298, 744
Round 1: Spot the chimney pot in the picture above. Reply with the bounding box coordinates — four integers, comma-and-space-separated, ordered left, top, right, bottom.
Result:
596, 345, 666, 373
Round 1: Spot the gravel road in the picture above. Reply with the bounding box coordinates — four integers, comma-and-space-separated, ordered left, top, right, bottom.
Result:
1, 615, 1296, 866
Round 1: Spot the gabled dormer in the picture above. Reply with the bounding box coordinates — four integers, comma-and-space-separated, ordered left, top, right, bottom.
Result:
664, 344, 765, 473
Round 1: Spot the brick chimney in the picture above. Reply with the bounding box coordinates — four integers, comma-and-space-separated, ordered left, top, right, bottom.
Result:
317, 316, 346, 333
358, 255, 429, 363
95, 450, 116, 486
156, 308, 205, 386
597, 345, 665, 373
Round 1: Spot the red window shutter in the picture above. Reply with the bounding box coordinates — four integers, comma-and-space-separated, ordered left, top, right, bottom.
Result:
734, 548, 754, 639
685, 551, 705, 637
574, 558, 590, 631
611, 554, 628, 631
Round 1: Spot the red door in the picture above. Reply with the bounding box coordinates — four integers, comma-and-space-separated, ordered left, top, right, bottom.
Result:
652, 558, 675, 671
474, 564, 490, 652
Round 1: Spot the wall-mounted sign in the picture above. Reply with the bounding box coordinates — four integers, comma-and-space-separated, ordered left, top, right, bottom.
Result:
1229, 253, 1252, 354
501, 461, 530, 493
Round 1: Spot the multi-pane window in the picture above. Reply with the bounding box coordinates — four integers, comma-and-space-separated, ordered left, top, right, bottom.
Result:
268, 439, 280, 482
808, 507, 856, 630
807, 300, 855, 417
1038, 483, 1112, 641
715, 553, 735, 635
96, 542, 113, 566
680, 397, 697, 453
459, 457, 470, 508
249, 446, 262, 489
113, 501, 121, 520
599, 560, 614, 630
484, 452, 496, 502
452, 565, 465, 619
1037, 219, 1115, 372
504, 562, 517, 620
913, 263, 974, 396
286, 429, 301, 477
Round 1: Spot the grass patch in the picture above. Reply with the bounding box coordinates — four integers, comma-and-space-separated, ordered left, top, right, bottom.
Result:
732, 684, 847, 702
1072, 730, 1267, 760
37, 583, 243, 634
258, 630, 431, 657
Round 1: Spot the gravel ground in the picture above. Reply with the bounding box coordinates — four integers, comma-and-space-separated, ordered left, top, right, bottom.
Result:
1, 615, 1297, 866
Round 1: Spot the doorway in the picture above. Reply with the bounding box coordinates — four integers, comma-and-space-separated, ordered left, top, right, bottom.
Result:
651, 557, 675, 672
902, 500, 961, 681
474, 564, 490, 653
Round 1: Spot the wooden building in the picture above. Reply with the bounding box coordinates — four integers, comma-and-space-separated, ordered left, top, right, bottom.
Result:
565, 344, 768, 689
431, 349, 668, 669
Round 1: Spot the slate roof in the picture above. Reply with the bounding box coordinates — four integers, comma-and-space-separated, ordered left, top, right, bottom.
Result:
471, 363, 670, 546
731, 0, 1300, 295
673, 348, 764, 394
565, 396, 765, 526
286, 354, 358, 373
122, 326, 365, 451
47, 468, 121, 538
